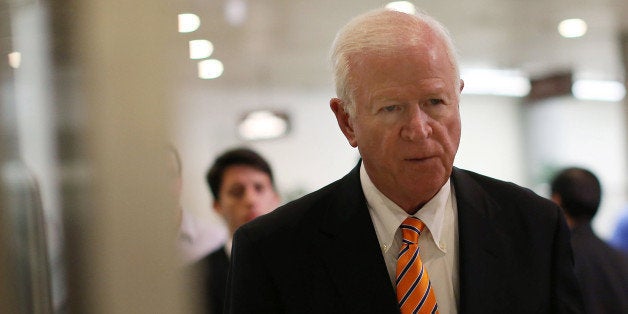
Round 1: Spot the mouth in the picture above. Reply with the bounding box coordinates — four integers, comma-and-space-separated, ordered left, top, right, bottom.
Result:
404, 156, 437, 163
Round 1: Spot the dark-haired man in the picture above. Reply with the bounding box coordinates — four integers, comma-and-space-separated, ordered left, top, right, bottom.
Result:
196, 147, 280, 314
551, 167, 628, 314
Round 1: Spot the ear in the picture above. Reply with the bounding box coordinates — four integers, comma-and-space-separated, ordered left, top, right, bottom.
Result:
459, 78, 465, 93
330, 98, 358, 147
213, 199, 223, 215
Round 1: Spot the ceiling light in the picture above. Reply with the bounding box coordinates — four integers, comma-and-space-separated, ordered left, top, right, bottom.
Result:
385, 1, 416, 15
238, 110, 291, 141
572, 80, 625, 102
198, 59, 224, 79
189, 39, 214, 59
558, 19, 587, 38
8, 52, 21, 69
178, 13, 201, 33
461, 68, 531, 97
225, 0, 248, 26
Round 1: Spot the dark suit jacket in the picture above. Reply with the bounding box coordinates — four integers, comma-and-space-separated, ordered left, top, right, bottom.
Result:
225, 165, 583, 313
197, 246, 230, 314
570, 223, 628, 314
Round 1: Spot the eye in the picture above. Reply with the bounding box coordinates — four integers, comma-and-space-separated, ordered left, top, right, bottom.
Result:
254, 183, 266, 193
382, 105, 400, 112
429, 99, 444, 105
228, 185, 245, 198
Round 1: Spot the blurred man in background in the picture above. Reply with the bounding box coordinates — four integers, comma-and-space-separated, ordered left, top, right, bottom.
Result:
550, 167, 628, 314
196, 147, 280, 314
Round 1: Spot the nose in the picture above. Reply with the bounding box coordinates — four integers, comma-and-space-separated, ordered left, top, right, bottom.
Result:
400, 105, 432, 141
243, 187, 266, 217
242, 187, 258, 207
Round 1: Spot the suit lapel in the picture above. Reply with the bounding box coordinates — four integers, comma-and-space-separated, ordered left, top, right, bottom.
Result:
310, 164, 400, 314
452, 168, 515, 313
308, 165, 516, 313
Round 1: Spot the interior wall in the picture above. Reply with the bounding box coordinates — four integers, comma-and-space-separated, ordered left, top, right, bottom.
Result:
175, 88, 532, 250
176, 83, 627, 243
174, 87, 359, 250
456, 94, 526, 185
525, 97, 627, 239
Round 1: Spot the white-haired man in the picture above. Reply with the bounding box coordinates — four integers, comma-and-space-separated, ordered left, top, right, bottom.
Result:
225, 8, 583, 314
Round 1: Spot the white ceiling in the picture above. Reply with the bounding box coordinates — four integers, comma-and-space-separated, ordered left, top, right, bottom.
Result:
180, 0, 628, 90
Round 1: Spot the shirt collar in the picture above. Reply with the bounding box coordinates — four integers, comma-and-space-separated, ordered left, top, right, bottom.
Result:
224, 237, 232, 258
360, 163, 450, 253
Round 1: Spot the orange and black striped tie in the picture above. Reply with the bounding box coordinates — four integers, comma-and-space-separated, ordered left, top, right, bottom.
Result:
396, 216, 439, 314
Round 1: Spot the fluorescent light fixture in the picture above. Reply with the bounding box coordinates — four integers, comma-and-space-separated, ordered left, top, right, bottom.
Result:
572, 80, 625, 101
198, 59, 224, 79
238, 110, 290, 141
8, 52, 21, 69
385, 1, 416, 15
178, 13, 201, 33
461, 68, 531, 97
189, 39, 214, 59
558, 18, 587, 38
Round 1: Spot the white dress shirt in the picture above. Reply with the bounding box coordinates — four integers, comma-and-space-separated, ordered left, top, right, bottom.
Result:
178, 210, 225, 265
360, 164, 459, 314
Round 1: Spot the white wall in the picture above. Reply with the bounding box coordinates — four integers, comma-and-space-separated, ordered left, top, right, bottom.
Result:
175, 85, 627, 243
174, 87, 359, 249
174, 88, 537, 246
456, 95, 527, 185
525, 97, 627, 239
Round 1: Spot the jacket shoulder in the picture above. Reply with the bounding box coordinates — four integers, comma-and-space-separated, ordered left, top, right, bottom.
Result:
452, 167, 563, 227
454, 168, 554, 206
237, 165, 362, 242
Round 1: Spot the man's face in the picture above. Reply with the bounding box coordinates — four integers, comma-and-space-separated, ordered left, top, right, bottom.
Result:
331, 36, 462, 212
214, 165, 279, 236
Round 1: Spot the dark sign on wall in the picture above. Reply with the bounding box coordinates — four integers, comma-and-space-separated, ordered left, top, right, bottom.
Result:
526, 71, 573, 102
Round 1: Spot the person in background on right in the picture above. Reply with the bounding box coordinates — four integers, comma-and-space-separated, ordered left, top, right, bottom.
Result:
610, 205, 628, 254
550, 167, 628, 314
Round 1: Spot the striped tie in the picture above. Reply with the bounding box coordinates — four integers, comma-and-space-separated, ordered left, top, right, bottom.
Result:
396, 216, 439, 314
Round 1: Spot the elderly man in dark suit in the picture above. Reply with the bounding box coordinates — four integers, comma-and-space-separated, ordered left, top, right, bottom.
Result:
551, 167, 628, 314
225, 8, 583, 314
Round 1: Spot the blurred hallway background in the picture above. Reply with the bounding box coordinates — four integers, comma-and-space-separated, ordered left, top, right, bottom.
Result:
1, 0, 627, 313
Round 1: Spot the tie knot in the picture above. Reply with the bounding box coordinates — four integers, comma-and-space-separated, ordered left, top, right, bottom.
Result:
400, 216, 425, 244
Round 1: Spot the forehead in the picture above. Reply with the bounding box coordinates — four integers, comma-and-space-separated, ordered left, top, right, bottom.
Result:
350, 42, 457, 91
353, 53, 457, 103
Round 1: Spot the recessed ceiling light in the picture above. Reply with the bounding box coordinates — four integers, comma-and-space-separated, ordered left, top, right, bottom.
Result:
225, 0, 248, 26
189, 39, 214, 59
238, 110, 291, 141
178, 13, 201, 33
198, 59, 224, 79
8, 52, 21, 69
558, 18, 587, 38
385, 1, 416, 15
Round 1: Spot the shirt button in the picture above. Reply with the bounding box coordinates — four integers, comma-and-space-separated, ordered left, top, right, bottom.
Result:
439, 242, 446, 250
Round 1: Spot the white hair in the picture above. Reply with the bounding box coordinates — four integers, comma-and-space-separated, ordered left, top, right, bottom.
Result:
329, 8, 460, 118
